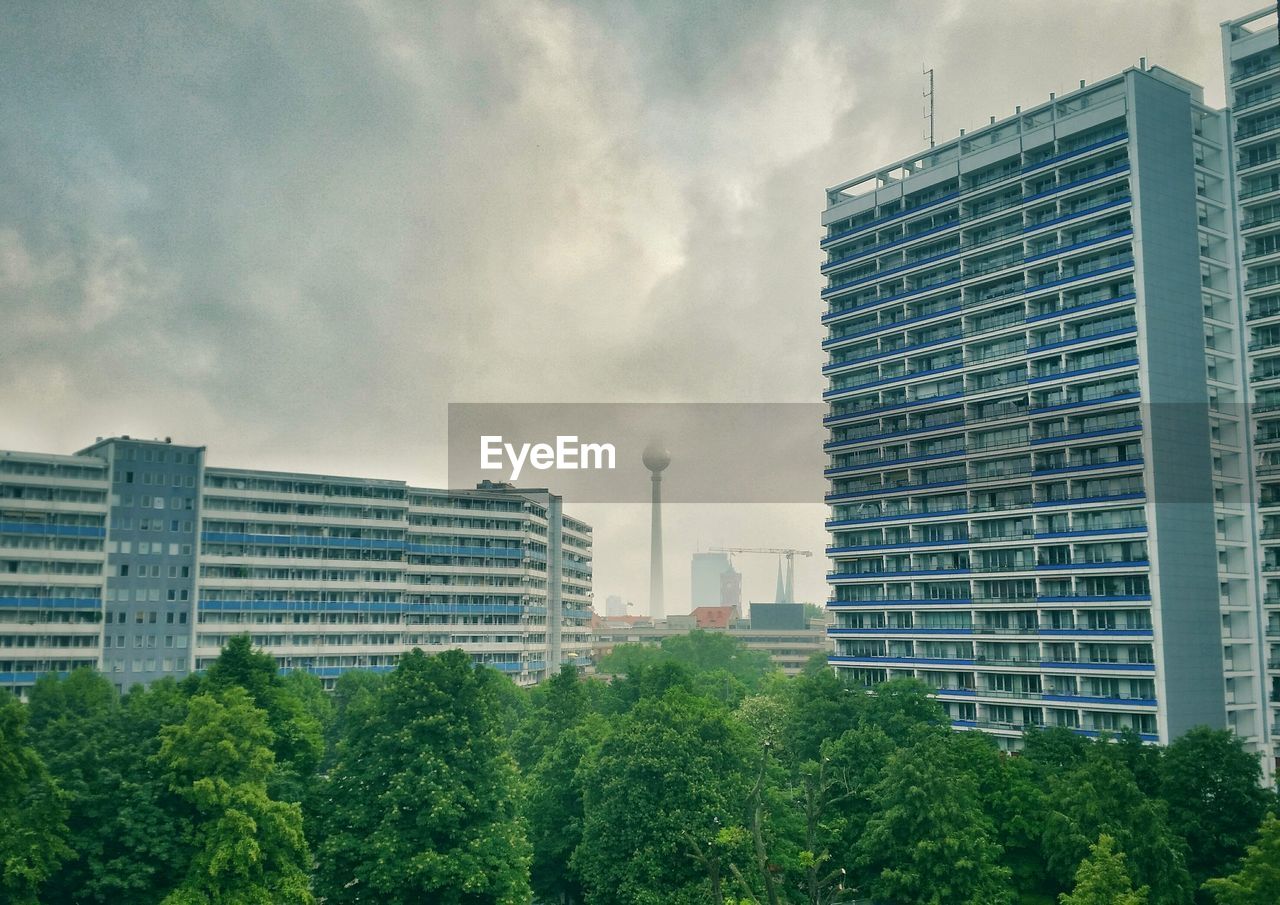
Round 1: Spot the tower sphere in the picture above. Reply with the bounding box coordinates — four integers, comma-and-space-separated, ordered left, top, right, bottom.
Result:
642, 443, 671, 473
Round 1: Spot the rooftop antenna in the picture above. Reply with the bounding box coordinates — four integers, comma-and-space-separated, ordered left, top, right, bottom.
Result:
923, 66, 936, 147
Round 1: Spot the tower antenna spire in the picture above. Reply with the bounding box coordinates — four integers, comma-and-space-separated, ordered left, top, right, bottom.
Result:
923, 66, 935, 148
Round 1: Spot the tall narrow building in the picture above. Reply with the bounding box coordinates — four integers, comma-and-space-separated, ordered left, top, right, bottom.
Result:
1223, 5, 1280, 780
822, 64, 1266, 763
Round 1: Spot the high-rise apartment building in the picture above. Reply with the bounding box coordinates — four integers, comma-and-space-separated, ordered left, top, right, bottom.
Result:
1223, 5, 1280, 783
821, 59, 1277, 772
0, 451, 110, 690
1, 437, 592, 697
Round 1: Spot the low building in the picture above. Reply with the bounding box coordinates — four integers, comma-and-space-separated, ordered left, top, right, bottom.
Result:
1, 436, 592, 696
593, 607, 827, 677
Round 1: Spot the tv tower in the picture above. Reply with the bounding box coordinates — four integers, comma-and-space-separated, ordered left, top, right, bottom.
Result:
643, 442, 670, 620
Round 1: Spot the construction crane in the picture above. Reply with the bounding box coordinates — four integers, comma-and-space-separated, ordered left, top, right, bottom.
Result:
709, 547, 813, 604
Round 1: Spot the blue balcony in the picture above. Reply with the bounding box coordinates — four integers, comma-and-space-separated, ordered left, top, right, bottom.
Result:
828, 567, 971, 580
1040, 660, 1155, 672
1034, 560, 1150, 571
825, 477, 966, 503
1031, 456, 1143, 477
1034, 526, 1146, 540
830, 654, 975, 667
823, 304, 964, 350
1030, 389, 1140, 414
1022, 196, 1132, 234
825, 507, 969, 528
822, 191, 962, 248
824, 446, 966, 476
1032, 491, 1144, 508
827, 597, 973, 607
826, 537, 968, 554
0, 596, 103, 610
822, 332, 963, 375
1020, 132, 1128, 173
1021, 164, 1130, 203
823, 391, 965, 425
0, 521, 106, 538
1027, 324, 1137, 354
1029, 422, 1142, 445
829, 626, 972, 635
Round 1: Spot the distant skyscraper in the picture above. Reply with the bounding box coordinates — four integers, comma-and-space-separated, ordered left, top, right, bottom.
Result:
605, 594, 627, 617
720, 568, 742, 611
691, 552, 733, 607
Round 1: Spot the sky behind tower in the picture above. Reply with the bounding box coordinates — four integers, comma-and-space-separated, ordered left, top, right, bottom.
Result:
0, 0, 1251, 611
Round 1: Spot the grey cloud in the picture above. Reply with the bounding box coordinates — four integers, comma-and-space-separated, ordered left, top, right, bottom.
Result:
0, 0, 1249, 609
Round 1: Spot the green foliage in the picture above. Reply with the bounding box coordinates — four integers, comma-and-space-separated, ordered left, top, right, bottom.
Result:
1159, 727, 1269, 887
1039, 746, 1193, 905
201, 635, 325, 802
658, 630, 775, 689
156, 688, 313, 904
26, 670, 193, 904
1060, 835, 1149, 905
774, 665, 867, 766
524, 714, 607, 905
573, 689, 756, 905
512, 663, 589, 769
598, 629, 775, 693
7, 635, 1278, 905
0, 692, 71, 905
858, 731, 1014, 905
314, 649, 531, 905
1202, 814, 1280, 905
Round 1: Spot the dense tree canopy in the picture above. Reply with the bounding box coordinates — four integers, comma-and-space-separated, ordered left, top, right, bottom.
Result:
313, 648, 532, 905
7, 630, 1279, 905
0, 693, 70, 905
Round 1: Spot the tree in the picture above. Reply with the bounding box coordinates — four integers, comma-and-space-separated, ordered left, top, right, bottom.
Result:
1041, 749, 1193, 905
314, 649, 531, 905
27, 670, 194, 904
795, 726, 894, 905
25, 668, 122, 902
603, 660, 695, 713
326, 668, 384, 754
573, 689, 756, 905
1060, 835, 1149, 905
858, 732, 1013, 905
597, 631, 774, 694
513, 663, 589, 770
861, 677, 945, 745
156, 687, 313, 905
776, 666, 867, 767
987, 750, 1053, 900
1159, 727, 1269, 886
524, 715, 607, 905
201, 636, 324, 802
1202, 814, 1280, 905
0, 693, 71, 905
658, 630, 775, 690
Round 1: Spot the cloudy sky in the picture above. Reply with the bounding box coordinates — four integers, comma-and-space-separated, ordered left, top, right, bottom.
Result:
0, 0, 1252, 612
